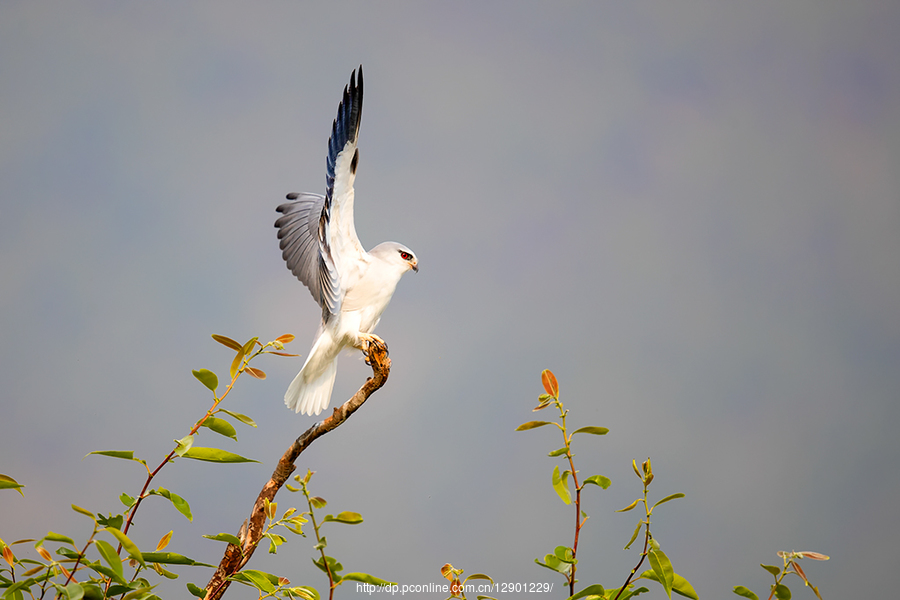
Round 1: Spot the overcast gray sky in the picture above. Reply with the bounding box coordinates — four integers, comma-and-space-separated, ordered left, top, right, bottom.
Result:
2, 2, 899, 598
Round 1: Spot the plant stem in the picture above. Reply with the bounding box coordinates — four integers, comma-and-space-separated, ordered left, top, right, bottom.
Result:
613, 486, 651, 600
310, 498, 335, 600
557, 400, 583, 597
61, 526, 98, 588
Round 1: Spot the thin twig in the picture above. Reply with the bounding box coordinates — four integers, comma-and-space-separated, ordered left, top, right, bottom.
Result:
203, 342, 391, 600
613, 486, 651, 600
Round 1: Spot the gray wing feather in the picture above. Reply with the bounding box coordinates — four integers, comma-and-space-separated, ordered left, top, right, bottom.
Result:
275, 193, 340, 316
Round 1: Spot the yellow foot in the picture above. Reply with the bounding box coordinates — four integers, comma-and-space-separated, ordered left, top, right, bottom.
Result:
357, 333, 388, 364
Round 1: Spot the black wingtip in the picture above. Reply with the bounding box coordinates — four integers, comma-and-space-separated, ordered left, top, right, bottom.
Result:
286, 192, 299, 200
348, 65, 363, 137
324, 66, 366, 199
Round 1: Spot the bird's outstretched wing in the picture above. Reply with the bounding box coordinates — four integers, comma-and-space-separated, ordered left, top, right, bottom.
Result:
275, 192, 339, 314
276, 66, 367, 317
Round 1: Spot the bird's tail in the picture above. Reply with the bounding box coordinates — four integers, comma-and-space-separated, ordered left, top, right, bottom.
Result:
285, 334, 339, 416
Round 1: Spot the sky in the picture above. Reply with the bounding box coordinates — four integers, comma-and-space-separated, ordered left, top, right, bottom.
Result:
1, 1, 899, 598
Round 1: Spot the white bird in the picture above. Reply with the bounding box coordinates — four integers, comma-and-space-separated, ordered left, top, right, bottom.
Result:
275, 66, 418, 415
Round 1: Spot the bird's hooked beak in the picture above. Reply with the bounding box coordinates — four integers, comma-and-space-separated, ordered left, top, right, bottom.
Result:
410, 259, 419, 273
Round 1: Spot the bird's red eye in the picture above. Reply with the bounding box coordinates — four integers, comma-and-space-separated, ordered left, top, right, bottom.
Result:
400, 251, 411, 260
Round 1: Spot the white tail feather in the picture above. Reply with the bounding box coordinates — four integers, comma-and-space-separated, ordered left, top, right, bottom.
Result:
284, 332, 340, 415
284, 358, 337, 415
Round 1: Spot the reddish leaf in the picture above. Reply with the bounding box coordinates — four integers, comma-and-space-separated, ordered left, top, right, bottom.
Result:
541, 369, 559, 397
245, 367, 267, 380
211, 334, 243, 352
792, 561, 809, 584
276, 334, 295, 344
156, 530, 173, 552
2, 545, 15, 567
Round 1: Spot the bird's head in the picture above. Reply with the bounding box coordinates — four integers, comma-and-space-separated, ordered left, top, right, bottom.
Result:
371, 242, 418, 273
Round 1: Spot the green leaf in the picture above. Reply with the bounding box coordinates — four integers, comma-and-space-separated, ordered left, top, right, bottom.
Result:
287, 586, 320, 600
43, 532, 75, 545
309, 496, 327, 509
534, 554, 570, 575
567, 584, 606, 600
572, 426, 609, 436
152, 488, 192, 521
241, 337, 259, 355
202, 533, 241, 546
648, 550, 675, 598
152, 562, 179, 579
186, 583, 206, 598
554, 545, 576, 564
94, 539, 124, 580
180, 447, 259, 463
229, 348, 246, 380
643, 570, 698, 600
140, 552, 214, 567
671, 573, 699, 600
732, 586, 759, 600
218, 409, 258, 428
119, 493, 136, 508
464, 573, 493, 584
548, 447, 569, 457
71, 504, 95, 518
97, 513, 124, 530
231, 569, 276, 593
761, 564, 782, 576
89, 563, 127, 585
552, 465, 572, 505
617, 587, 650, 600
265, 533, 285, 554
0, 474, 24, 496
173, 435, 194, 457
191, 369, 218, 392
85, 450, 135, 461
617, 498, 641, 512
625, 521, 644, 550
64, 582, 84, 600
774, 584, 791, 599
516, 421, 553, 431
201, 417, 237, 441
323, 511, 363, 525
104, 528, 144, 567
312, 555, 343, 575
211, 334, 243, 352
583, 475, 611, 489
120, 585, 156, 600
4, 578, 36, 599
341, 572, 396, 586
651, 493, 686, 511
